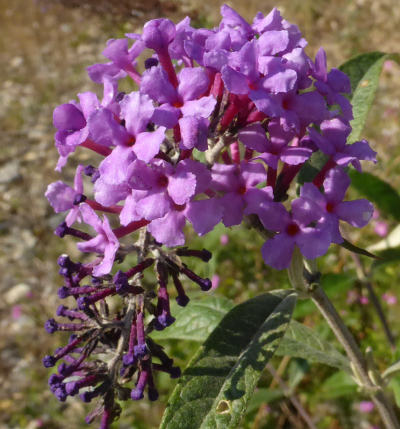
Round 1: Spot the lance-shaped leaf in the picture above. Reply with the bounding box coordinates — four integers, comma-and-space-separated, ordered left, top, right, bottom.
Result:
276, 321, 351, 373
151, 296, 234, 342
349, 169, 400, 222
339, 52, 400, 143
160, 290, 297, 429
383, 360, 400, 380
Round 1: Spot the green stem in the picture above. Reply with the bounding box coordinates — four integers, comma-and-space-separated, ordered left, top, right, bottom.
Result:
290, 252, 400, 429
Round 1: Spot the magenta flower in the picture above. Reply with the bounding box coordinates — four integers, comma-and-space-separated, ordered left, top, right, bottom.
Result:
258, 198, 331, 269
300, 167, 373, 243
76, 204, 119, 276
45, 165, 85, 226
210, 161, 267, 226
308, 118, 377, 171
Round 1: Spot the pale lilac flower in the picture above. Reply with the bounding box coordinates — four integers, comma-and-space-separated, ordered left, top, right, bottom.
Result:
258, 197, 330, 269
383, 293, 397, 306
300, 167, 373, 243
76, 204, 119, 276
45, 165, 85, 226
358, 401, 375, 413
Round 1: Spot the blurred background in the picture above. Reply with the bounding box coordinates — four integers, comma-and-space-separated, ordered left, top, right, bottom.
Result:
1, 0, 400, 428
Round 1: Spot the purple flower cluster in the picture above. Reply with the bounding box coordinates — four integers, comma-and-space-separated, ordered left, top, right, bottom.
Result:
45, 4, 376, 427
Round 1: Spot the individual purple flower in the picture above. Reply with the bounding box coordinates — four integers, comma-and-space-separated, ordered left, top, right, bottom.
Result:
101, 38, 144, 83
308, 118, 377, 171
238, 120, 312, 169
45, 165, 85, 226
300, 167, 373, 243
219, 4, 254, 51
258, 197, 331, 269
120, 92, 166, 162
140, 66, 216, 150
125, 159, 196, 222
221, 40, 298, 99
143, 160, 222, 246
210, 161, 267, 226
76, 204, 119, 276
251, 88, 328, 132
312, 48, 353, 121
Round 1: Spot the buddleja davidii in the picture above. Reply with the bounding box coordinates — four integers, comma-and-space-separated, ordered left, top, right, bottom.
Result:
45, 4, 377, 428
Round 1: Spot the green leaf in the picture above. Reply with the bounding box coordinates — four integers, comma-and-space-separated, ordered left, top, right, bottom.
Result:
294, 273, 355, 318
349, 169, 400, 222
388, 376, 400, 408
339, 52, 400, 143
383, 360, 400, 380
338, 237, 378, 259
372, 247, 400, 270
160, 290, 297, 429
276, 321, 350, 373
297, 151, 329, 185
245, 388, 284, 415
318, 371, 357, 399
151, 295, 234, 342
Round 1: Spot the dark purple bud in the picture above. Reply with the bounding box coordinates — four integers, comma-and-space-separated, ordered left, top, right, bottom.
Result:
56, 305, 67, 317
65, 381, 79, 396
57, 254, 70, 267
65, 374, 98, 396
59, 267, 69, 276
155, 313, 175, 330
45, 318, 58, 334
43, 355, 57, 368
57, 286, 70, 299
80, 381, 108, 403
176, 248, 212, 262
99, 408, 113, 429
180, 266, 212, 291
77, 288, 115, 310
73, 193, 87, 205
55, 222, 68, 238
144, 57, 159, 69
122, 353, 136, 366
148, 387, 159, 401
77, 296, 90, 310
80, 390, 95, 403
176, 295, 190, 307
133, 343, 148, 359
169, 366, 181, 379
54, 386, 67, 402
55, 222, 92, 240
125, 258, 155, 278
171, 272, 189, 307
113, 270, 129, 295
130, 388, 144, 401
48, 373, 64, 388
56, 305, 88, 321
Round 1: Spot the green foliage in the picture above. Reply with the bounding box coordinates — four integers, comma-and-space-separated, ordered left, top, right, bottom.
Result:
318, 371, 357, 399
349, 169, 400, 222
151, 296, 234, 342
275, 321, 350, 372
339, 52, 400, 143
160, 290, 297, 429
